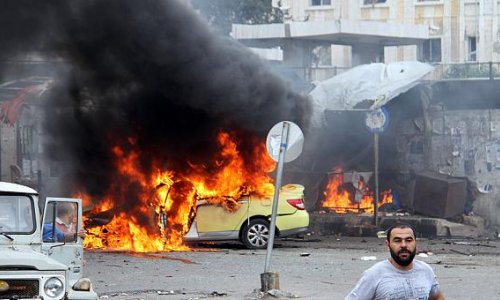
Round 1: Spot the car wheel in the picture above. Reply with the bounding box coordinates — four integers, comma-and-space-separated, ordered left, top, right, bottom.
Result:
241, 219, 271, 249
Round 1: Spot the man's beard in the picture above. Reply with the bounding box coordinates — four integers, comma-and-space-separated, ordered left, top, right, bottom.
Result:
390, 247, 416, 267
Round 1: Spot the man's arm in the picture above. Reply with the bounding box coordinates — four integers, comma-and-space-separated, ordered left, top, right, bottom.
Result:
345, 271, 377, 300
63, 228, 86, 242
429, 292, 444, 300
428, 263, 443, 300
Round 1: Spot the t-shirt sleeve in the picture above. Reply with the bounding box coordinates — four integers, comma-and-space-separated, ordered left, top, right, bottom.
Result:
345, 269, 377, 300
428, 266, 440, 296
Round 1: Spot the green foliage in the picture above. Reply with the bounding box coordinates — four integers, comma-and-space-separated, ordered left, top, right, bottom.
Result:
191, 0, 283, 35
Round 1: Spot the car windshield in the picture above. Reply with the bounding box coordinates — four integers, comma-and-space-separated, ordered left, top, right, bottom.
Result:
0, 194, 35, 234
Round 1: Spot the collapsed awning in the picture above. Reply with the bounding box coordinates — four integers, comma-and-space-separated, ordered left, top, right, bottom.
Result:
309, 61, 434, 128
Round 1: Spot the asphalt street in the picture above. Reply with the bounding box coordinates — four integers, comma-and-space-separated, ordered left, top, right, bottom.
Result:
84, 235, 500, 299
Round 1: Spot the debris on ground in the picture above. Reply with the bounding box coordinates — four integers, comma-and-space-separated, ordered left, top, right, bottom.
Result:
360, 256, 377, 261
450, 249, 474, 256
417, 251, 434, 257
157, 290, 176, 295
209, 291, 228, 297
245, 288, 300, 299
100, 289, 182, 298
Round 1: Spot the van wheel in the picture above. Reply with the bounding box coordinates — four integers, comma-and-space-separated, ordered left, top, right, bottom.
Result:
241, 219, 270, 249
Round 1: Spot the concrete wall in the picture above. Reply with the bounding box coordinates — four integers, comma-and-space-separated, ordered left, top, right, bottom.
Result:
396, 107, 500, 228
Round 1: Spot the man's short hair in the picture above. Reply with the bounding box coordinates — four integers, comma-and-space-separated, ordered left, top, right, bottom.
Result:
57, 202, 75, 217
386, 222, 416, 241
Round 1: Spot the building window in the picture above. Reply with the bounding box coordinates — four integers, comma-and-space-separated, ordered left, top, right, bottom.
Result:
467, 37, 477, 61
20, 126, 33, 155
311, 0, 331, 5
363, 0, 387, 4
421, 38, 441, 62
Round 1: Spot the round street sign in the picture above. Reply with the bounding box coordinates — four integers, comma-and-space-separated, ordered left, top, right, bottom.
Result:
365, 107, 390, 133
266, 121, 304, 163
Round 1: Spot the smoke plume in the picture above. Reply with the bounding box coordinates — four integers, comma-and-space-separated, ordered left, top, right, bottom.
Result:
1, 0, 310, 205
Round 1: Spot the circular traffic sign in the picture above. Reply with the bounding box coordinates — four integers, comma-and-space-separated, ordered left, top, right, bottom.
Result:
365, 107, 389, 133
266, 121, 304, 163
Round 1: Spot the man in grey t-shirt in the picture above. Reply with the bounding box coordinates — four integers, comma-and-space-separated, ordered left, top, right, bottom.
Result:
345, 223, 444, 300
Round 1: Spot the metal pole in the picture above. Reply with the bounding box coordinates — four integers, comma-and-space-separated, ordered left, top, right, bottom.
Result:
374, 133, 379, 226
489, 61, 493, 80
0, 124, 2, 181
16, 121, 22, 168
37, 170, 43, 208
264, 122, 290, 273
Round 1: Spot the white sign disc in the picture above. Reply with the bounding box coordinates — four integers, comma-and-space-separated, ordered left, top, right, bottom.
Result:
266, 121, 304, 163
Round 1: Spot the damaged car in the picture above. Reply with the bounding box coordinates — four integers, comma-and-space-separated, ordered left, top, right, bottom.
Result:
184, 184, 309, 249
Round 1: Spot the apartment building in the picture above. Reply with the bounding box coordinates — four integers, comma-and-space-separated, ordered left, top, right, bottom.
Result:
233, 0, 500, 80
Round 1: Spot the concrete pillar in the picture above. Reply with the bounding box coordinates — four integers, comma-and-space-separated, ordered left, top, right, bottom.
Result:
352, 43, 384, 66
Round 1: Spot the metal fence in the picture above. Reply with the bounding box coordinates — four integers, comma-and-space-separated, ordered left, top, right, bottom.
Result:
291, 62, 500, 82
426, 62, 500, 81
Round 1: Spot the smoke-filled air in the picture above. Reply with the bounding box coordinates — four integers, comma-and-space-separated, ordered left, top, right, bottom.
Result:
0, 0, 311, 251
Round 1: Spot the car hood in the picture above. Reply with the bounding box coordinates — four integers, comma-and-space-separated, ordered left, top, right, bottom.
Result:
0, 247, 67, 270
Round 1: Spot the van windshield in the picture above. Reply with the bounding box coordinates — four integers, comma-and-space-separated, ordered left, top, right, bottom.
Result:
0, 195, 35, 234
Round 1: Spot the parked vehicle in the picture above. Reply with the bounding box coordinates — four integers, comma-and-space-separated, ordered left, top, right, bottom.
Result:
0, 181, 98, 300
184, 184, 309, 249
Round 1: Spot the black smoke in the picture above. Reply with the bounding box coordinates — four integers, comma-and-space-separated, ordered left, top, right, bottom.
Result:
1, 0, 311, 203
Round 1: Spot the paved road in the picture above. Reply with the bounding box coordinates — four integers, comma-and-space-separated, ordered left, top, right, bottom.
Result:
84, 235, 500, 299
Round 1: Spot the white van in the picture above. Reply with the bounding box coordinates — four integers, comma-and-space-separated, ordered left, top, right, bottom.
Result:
0, 181, 98, 300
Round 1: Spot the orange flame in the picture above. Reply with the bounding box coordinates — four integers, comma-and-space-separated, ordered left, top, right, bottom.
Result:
81, 131, 276, 252
321, 167, 392, 213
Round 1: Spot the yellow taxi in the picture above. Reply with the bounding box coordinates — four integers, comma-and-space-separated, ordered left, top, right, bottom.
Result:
184, 184, 309, 249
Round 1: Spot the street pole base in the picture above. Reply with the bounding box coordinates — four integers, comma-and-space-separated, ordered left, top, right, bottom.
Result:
260, 272, 280, 292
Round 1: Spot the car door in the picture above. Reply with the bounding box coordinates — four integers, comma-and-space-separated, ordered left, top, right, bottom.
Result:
195, 196, 250, 237
41, 198, 84, 283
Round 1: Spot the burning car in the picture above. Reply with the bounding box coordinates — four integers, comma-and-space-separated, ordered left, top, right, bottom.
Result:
0, 181, 98, 300
183, 184, 309, 249
80, 132, 308, 252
